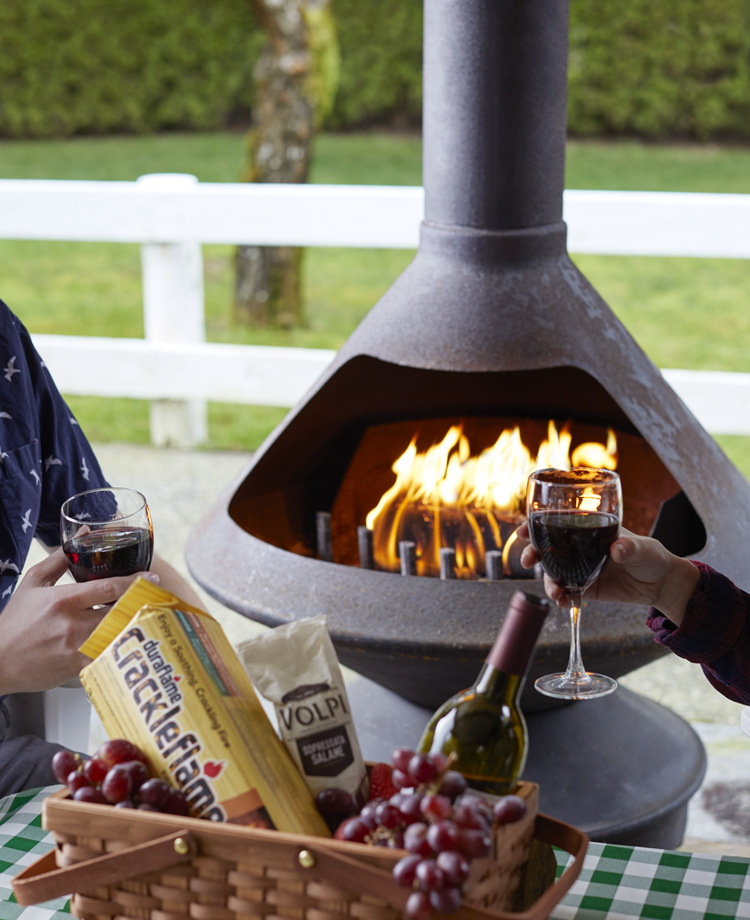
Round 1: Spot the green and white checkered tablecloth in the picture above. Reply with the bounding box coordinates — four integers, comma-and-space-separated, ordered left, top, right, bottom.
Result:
0, 786, 69, 920
2, 786, 750, 920
552, 844, 750, 920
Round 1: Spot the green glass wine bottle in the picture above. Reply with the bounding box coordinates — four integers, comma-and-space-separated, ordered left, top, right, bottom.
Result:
418, 590, 549, 795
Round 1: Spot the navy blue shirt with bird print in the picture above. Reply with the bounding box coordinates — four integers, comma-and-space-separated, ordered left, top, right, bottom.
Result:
0, 300, 107, 608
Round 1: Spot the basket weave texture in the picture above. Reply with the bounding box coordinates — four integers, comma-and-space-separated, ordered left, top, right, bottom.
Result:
35, 782, 541, 920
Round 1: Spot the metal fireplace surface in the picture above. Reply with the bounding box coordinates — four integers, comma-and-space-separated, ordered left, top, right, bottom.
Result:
187, 0, 750, 717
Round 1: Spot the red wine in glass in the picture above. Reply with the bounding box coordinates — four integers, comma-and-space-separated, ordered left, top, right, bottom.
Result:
528, 510, 620, 589
526, 468, 622, 700
61, 488, 154, 582
64, 527, 153, 582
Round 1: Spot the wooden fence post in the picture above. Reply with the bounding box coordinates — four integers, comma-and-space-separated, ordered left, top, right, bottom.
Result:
137, 174, 208, 448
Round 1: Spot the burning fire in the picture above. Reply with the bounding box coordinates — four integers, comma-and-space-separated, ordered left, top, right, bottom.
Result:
365, 422, 618, 579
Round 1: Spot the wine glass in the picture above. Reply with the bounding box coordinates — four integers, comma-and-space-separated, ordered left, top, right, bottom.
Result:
526, 468, 622, 700
61, 487, 154, 582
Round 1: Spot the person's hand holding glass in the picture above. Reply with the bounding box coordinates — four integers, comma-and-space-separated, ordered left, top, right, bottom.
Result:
525, 468, 622, 700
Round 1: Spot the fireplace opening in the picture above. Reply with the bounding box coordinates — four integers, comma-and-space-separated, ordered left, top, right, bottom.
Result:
228, 357, 706, 569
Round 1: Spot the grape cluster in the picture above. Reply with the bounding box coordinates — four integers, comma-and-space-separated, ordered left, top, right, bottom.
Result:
326, 749, 527, 920
52, 739, 188, 815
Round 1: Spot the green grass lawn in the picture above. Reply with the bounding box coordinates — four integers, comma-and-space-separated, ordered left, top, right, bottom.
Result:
2, 131, 750, 473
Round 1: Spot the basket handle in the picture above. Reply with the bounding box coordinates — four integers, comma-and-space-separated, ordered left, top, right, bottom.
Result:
12, 829, 197, 906
298, 812, 588, 920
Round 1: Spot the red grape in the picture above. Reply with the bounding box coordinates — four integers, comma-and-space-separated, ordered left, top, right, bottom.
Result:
67, 771, 91, 795
375, 803, 403, 830
120, 760, 149, 792
82, 757, 109, 786
162, 789, 189, 816
316, 788, 356, 817
404, 823, 433, 858
438, 772, 467, 801
420, 794, 452, 822
456, 793, 486, 810
416, 860, 445, 893
493, 795, 527, 825
452, 805, 483, 830
392, 748, 415, 773
97, 739, 141, 767
436, 851, 470, 887
138, 803, 159, 811
115, 800, 135, 809
394, 854, 422, 887
457, 829, 491, 859
73, 786, 107, 805
406, 890, 432, 920
429, 888, 462, 914
138, 778, 171, 809
392, 769, 412, 790
359, 802, 379, 829
52, 750, 81, 785
408, 754, 439, 786
399, 794, 423, 825
101, 765, 133, 804
427, 820, 460, 854
339, 817, 370, 843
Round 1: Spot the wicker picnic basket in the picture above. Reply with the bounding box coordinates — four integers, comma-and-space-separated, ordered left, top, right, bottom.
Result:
13, 781, 587, 920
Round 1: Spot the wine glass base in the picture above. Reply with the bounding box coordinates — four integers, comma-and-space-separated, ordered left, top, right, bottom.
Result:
535, 672, 618, 700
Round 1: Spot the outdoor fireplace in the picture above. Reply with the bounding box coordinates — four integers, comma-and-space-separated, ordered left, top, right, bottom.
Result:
187, 0, 750, 844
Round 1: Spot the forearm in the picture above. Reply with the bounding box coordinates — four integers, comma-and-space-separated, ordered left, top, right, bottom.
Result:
649, 562, 750, 683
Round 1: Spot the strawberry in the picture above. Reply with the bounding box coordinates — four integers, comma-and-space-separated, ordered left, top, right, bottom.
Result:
369, 762, 398, 801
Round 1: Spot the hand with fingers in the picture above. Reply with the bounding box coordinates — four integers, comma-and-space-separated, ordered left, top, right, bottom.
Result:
516, 522, 700, 627
0, 547, 158, 696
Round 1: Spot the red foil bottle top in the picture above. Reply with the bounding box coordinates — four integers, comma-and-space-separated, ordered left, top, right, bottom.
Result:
487, 590, 550, 676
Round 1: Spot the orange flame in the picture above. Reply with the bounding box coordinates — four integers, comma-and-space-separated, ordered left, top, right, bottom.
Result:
365, 422, 618, 578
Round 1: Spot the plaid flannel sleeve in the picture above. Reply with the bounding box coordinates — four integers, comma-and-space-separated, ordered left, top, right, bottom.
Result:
647, 561, 750, 705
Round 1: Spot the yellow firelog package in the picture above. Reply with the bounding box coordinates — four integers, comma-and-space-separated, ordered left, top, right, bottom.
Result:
79, 578, 330, 836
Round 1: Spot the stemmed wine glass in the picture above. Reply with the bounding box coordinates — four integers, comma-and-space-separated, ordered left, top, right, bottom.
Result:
61, 487, 154, 582
526, 468, 622, 700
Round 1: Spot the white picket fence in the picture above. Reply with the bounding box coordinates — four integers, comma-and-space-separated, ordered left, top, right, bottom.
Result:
2, 173, 750, 445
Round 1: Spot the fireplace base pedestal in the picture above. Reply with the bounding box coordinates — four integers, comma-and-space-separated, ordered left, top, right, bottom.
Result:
347, 678, 706, 848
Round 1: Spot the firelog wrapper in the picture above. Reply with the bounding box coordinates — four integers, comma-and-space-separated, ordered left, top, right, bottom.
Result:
79, 578, 330, 836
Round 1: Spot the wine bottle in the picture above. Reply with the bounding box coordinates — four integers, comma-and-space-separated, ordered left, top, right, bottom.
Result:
418, 590, 549, 795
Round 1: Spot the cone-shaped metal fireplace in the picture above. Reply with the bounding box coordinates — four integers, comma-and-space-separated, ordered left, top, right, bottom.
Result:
189, 0, 744, 844
188, 0, 750, 716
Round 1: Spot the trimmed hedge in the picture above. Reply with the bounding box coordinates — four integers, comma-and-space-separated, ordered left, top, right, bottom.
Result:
330, 0, 750, 138
567, 0, 750, 139
0, 0, 261, 136
328, 0, 423, 129
0, 0, 749, 139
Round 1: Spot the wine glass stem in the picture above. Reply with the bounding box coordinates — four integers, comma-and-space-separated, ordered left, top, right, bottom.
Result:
563, 590, 589, 682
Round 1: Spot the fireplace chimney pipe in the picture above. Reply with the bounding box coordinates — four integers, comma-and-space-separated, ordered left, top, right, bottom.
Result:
423, 0, 569, 230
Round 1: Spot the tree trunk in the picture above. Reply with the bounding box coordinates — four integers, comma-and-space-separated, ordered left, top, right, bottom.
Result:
235, 0, 338, 328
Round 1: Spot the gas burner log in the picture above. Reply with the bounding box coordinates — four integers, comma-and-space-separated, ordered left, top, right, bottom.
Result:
357, 525, 374, 570
486, 550, 503, 581
316, 511, 333, 562
399, 540, 417, 576
439, 547, 456, 580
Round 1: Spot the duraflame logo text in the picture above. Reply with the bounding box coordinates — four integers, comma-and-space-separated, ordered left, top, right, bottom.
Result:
112, 627, 225, 821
